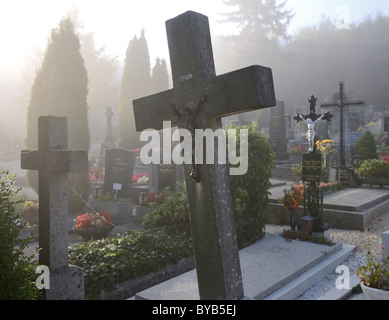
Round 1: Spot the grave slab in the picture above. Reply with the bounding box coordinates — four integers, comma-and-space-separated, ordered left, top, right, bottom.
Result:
135, 236, 342, 300
266, 185, 389, 230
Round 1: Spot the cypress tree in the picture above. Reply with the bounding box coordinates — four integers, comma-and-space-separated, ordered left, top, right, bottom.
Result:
151, 58, 169, 94
118, 30, 151, 150
25, 17, 90, 213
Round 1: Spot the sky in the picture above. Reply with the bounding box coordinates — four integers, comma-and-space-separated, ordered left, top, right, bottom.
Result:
1, 0, 389, 74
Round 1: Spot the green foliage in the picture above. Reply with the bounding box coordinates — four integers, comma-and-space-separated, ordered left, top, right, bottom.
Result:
357, 251, 389, 290
282, 229, 334, 246
69, 229, 193, 298
355, 159, 389, 178
355, 131, 379, 162
25, 17, 90, 213
0, 172, 39, 300
142, 124, 275, 248
227, 124, 275, 248
142, 183, 191, 234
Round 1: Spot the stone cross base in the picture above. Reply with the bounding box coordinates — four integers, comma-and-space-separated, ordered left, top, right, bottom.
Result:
45, 265, 84, 300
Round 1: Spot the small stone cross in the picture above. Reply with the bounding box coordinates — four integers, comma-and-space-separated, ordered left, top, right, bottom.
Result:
133, 11, 276, 300
21, 116, 88, 300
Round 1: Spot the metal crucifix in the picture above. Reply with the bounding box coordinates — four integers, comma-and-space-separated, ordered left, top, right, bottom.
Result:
294, 95, 333, 153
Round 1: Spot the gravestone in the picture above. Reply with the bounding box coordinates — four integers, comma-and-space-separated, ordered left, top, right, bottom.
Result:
103, 148, 136, 199
269, 100, 288, 160
21, 116, 87, 300
384, 117, 389, 133
96, 148, 135, 224
133, 11, 276, 300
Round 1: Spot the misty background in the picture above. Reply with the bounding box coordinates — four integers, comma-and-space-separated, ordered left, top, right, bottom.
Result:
1, 0, 388, 150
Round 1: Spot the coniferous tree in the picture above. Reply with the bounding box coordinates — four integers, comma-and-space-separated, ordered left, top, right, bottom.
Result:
118, 30, 151, 150
220, 0, 294, 68
151, 58, 169, 94
25, 17, 90, 213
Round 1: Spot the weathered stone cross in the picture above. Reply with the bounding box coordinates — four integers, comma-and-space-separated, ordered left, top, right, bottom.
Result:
21, 116, 88, 299
133, 11, 276, 300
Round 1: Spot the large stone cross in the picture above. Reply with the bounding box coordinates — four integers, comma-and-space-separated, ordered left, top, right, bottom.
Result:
321, 82, 365, 167
21, 116, 88, 299
133, 11, 276, 300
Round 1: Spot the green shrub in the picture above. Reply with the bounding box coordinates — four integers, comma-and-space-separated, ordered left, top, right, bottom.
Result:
69, 229, 193, 298
354, 131, 379, 161
142, 183, 190, 234
0, 171, 39, 300
355, 159, 389, 178
227, 124, 275, 248
143, 124, 276, 248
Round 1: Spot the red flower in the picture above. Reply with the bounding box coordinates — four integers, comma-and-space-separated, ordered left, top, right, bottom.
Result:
74, 211, 113, 230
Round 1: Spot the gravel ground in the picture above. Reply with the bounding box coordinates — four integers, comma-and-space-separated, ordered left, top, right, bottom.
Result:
265, 211, 389, 300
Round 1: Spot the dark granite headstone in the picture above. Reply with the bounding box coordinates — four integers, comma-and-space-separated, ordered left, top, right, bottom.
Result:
269, 100, 288, 160
103, 148, 136, 198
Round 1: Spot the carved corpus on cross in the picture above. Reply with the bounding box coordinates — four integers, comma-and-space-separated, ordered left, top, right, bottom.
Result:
21, 116, 88, 299
133, 11, 276, 300
294, 95, 333, 153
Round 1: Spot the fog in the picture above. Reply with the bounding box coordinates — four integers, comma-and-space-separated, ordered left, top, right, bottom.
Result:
1, 0, 388, 151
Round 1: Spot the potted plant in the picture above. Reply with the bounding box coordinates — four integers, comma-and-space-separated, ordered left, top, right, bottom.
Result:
357, 249, 389, 300
355, 158, 389, 187
73, 211, 114, 241
278, 184, 304, 231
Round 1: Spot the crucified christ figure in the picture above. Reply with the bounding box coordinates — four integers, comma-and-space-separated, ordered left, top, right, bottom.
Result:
299, 114, 325, 153
171, 95, 207, 182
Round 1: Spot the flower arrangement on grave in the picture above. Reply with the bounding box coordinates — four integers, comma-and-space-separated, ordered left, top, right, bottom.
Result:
74, 211, 113, 230
316, 139, 335, 169
143, 192, 167, 208
278, 184, 304, 231
278, 184, 304, 213
316, 139, 335, 155
382, 155, 389, 165
290, 145, 305, 154
89, 166, 104, 182
132, 173, 149, 184
318, 181, 343, 192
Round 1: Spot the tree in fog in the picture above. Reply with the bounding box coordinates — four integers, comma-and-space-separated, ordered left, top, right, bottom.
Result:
151, 58, 169, 94
220, 0, 294, 68
68, 8, 120, 141
278, 13, 389, 113
118, 30, 151, 150
25, 17, 90, 213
